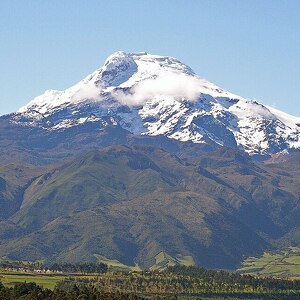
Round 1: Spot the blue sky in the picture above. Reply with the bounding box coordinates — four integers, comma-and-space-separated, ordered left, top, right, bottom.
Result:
0, 0, 299, 116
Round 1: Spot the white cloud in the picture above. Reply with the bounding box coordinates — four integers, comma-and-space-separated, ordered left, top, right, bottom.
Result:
71, 81, 102, 102
112, 73, 204, 106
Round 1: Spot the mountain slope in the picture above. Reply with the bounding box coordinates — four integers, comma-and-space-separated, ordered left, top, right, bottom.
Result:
6, 51, 299, 158
0, 145, 299, 269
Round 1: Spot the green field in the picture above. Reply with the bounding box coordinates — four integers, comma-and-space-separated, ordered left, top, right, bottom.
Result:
238, 247, 300, 277
0, 271, 95, 290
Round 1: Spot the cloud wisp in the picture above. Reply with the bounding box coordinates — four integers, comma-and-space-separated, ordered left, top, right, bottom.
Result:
112, 73, 204, 106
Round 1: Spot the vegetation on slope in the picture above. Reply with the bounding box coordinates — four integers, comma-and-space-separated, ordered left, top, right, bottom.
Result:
0, 146, 299, 270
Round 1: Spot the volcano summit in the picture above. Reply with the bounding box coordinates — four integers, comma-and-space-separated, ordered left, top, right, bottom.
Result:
11, 51, 300, 158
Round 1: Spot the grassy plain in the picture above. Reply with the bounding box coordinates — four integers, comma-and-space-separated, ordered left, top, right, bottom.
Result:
0, 270, 95, 290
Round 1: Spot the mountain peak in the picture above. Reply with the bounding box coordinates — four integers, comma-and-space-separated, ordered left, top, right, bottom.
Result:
97, 51, 138, 87
102, 51, 195, 78
14, 51, 300, 157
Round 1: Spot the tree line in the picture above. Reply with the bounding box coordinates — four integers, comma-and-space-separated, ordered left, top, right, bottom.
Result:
49, 262, 108, 273
1, 263, 300, 299
54, 267, 300, 299
0, 281, 177, 300
165, 265, 300, 290
2, 281, 300, 300
0, 260, 108, 274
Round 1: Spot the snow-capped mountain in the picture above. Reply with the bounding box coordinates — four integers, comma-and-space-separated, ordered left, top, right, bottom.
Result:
13, 51, 300, 156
